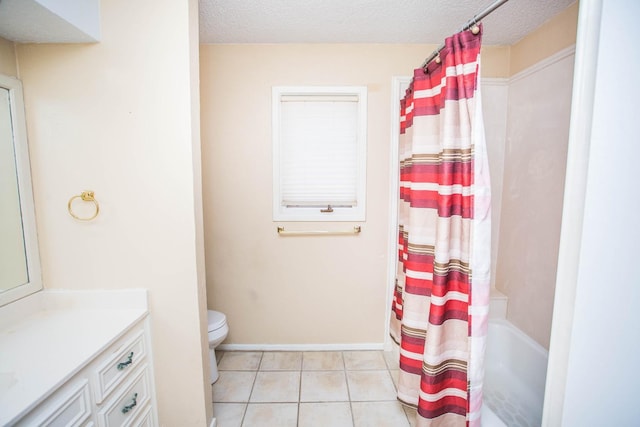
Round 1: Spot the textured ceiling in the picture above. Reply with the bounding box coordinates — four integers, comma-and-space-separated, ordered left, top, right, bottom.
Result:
199, 0, 576, 45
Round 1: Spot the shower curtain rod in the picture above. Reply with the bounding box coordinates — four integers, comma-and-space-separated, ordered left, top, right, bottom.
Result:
420, 0, 510, 69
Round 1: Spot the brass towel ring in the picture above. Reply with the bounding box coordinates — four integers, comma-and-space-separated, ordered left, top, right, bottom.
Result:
68, 191, 100, 221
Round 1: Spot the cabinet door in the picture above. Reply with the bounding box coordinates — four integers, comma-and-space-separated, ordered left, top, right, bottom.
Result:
93, 329, 147, 404
96, 365, 151, 427
17, 380, 92, 427
129, 405, 154, 427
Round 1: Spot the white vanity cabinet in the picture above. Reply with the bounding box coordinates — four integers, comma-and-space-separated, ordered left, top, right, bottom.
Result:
17, 321, 155, 427
0, 290, 158, 427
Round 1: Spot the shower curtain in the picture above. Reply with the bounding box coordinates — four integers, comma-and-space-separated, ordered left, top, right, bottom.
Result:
390, 25, 491, 427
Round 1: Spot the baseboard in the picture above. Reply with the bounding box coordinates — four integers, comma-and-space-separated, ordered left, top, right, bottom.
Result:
218, 342, 385, 352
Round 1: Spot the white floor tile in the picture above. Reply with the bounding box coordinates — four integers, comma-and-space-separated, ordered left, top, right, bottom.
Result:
383, 346, 400, 370
212, 403, 246, 427
346, 370, 397, 401
403, 405, 418, 427
302, 351, 344, 371
299, 402, 354, 427
213, 371, 257, 403
210, 351, 420, 427
300, 371, 349, 402
343, 351, 387, 370
389, 369, 400, 389
249, 371, 300, 402
219, 352, 263, 371
242, 403, 297, 427
259, 352, 302, 371
352, 401, 411, 427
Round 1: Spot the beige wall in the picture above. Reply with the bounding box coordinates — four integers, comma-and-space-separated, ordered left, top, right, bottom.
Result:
0, 37, 17, 77
200, 44, 508, 345
15, 0, 211, 425
188, 0, 214, 422
510, 1, 579, 75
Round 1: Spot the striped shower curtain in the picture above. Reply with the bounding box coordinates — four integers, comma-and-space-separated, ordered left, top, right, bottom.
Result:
390, 25, 491, 427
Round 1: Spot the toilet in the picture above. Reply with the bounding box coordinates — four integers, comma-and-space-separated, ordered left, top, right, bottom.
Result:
207, 310, 229, 384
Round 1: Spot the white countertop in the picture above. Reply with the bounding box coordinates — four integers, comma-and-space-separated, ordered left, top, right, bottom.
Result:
0, 289, 149, 425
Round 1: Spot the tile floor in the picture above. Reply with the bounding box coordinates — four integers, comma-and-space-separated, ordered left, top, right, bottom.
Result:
212, 349, 418, 427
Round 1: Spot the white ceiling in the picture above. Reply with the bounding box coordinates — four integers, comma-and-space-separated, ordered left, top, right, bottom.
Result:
0, 0, 577, 46
199, 0, 576, 45
0, 0, 100, 43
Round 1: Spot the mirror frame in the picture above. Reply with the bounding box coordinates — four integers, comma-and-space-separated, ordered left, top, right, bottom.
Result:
0, 74, 42, 307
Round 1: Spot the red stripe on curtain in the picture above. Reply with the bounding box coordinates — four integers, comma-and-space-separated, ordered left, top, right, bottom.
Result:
405, 254, 435, 274
419, 400, 468, 419
399, 356, 423, 375
391, 23, 489, 427
406, 163, 475, 186
421, 369, 468, 387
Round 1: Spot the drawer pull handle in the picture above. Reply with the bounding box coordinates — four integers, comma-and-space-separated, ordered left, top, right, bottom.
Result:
117, 352, 134, 370
121, 392, 138, 414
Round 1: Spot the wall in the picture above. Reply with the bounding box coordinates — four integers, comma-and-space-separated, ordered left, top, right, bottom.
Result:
497, 51, 574, 349
15, 0, 211, 425
510, 2, 579, 75
200, 44, 509, 345
552, 0, 640, 424
493, 4, 578, 350
0, 37, 17, 76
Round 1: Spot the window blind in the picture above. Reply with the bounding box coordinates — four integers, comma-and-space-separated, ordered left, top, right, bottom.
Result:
279, 97, 359, 207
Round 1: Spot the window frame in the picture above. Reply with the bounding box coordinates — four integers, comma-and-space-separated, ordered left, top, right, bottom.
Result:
272, 85, 367, 222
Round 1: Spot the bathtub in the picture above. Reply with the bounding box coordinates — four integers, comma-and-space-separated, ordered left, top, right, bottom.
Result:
482, 319, 549, 427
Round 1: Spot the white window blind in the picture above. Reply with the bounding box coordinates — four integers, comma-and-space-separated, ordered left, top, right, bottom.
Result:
273, 86, 367, 221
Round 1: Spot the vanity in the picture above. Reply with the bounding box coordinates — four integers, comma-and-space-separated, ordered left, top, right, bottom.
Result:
0, 70, 158, 425
0, 290, 157, 426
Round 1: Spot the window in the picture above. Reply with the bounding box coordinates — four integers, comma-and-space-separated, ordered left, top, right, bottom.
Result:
272, 86, 367, 221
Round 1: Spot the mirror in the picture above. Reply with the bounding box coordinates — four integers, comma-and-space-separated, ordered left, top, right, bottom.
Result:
0, 74, 42, 306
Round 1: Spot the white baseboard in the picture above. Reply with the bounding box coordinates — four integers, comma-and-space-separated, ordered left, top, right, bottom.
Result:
218, 342, 384, 352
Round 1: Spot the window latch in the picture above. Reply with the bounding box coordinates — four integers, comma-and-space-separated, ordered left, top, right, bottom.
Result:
320, 205, 334, 213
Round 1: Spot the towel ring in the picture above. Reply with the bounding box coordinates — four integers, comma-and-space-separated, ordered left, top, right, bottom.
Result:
68, 190, 100, 221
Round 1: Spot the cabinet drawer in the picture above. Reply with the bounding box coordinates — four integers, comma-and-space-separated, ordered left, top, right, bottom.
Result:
19, 380, 92, 427
96, 365, 151, 427
130, 405, 153, 427
93, 330, 147, 404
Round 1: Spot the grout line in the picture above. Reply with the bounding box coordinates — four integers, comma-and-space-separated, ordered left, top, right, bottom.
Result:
297, 353, 303, 427
217, 350, 406, 426
341, 350, 357, 427
240, 351, 263, 425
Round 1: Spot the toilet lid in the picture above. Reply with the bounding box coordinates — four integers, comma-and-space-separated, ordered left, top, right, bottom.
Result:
208, 310, 226, 332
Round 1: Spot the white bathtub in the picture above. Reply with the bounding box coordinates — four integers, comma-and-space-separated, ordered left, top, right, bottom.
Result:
483, 319, 549, 427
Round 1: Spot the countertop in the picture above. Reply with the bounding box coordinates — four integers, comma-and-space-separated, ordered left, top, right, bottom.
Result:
0, 289, 149, 425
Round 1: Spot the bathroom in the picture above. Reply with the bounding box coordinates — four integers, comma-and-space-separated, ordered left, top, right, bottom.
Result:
0, 0, 639, 426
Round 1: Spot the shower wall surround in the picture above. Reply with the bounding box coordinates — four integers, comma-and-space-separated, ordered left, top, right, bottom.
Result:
496, 49, 576, 349
495, 3, 578, 350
